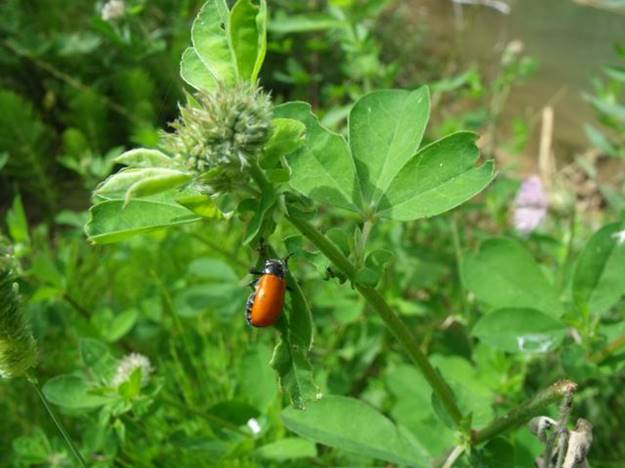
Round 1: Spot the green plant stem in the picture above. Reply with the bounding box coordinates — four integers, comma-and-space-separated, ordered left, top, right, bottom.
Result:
249, 160, 462, 425
591, 333, 625, 364
284, 210, 464, 426
450, 215, 468, 316
471, 380, 577, 445
27, 375, 87, 467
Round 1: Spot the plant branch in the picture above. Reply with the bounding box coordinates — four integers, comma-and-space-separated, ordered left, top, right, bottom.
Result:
28, 375, 87, 467
472, 380, 577, 445
249, 161, 462, 423
284, 209, 464, 426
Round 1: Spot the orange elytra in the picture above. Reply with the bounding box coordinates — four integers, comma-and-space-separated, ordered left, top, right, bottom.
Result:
246, 257, 290, 327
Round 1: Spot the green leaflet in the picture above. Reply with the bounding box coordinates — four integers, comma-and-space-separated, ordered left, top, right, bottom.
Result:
180, 47, 218, 93
85, 198, 201, 244
472, 308, 566, 353
462, 238, 564, 318
281, 395, 429, 466
282, 88, 494, 222
191, 0, 236, 85
573, 222, 625, 315
274, 102, 360, 212
228, 0, 267, 82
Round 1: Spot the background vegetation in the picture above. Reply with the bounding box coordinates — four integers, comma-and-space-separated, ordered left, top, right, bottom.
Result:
1, 0, 624, 466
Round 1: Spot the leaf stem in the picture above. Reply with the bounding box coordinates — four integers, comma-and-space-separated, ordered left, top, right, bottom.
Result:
249, 160, 462, 423
591, 333, 625, 364
27, 375, 87, 467
284, 209, 464, 426
471, 380, 577, 445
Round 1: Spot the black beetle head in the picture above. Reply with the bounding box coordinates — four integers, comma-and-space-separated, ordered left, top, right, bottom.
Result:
263, 257, 289, 278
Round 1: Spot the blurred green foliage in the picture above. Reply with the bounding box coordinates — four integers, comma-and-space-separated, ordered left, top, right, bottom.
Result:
0, 1, 624, 467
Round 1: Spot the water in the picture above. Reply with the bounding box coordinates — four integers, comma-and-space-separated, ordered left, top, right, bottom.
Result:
400, 0, 625, 151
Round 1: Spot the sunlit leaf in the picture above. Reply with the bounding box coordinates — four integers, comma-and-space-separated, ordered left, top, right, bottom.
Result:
282, 395, 429, 466
228, 0, 267, 82
191, 0, 236, 84
115, 148, 176, 168
472, 308, 566, 353
180, 47, 218, 93
256, 438, 317, 461
43, 375, 114, 409
275, 102, 359, 212
349, 87, 430, 204
378, 133, 495, 221
462, 238, 564, 317
573, 222, 625, 315
85, 198, 201, 244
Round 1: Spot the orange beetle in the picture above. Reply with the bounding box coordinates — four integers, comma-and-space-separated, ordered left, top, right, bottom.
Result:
246, 257, 290, 327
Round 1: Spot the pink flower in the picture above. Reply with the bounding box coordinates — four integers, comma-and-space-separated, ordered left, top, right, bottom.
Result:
513, 176, 548, 234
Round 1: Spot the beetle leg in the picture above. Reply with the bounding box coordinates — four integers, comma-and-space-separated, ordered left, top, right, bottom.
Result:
246, 291, 256, 325
249, 269, 263, 275
248, 278, 260, 289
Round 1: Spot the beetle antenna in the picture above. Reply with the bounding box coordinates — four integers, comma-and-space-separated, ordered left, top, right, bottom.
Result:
283, 253, 293, 265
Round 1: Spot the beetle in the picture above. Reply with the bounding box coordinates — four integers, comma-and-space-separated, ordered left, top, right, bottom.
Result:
246, 256, 290, 327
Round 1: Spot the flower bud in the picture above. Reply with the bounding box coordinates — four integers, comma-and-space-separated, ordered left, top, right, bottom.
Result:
162, 83, 273, 177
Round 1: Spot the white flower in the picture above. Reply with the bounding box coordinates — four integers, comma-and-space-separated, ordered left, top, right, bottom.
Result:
101, 0, 125, 21
111, 353, 152, 387
612, 229, 625, 246
512, 175, 549, 234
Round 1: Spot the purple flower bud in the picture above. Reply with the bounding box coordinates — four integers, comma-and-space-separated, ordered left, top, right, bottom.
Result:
513, 175, 548, 234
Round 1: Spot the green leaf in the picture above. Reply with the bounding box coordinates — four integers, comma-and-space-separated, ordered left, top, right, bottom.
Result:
115, 148, 176, 168
378, 133, 495, 220
268, 14, 344, 34
471, 438, 515, 467
472, 308, 566, 353
0, 152, 7, 172
85, 198, 201, 244
584, 124, 618, 157
275, 102, 359, 212
176, 194, 227, 219
261, 118, 306, 168
180, 47, 218, 93
96, 168, 190, 199
349, 87, 430, 204
604, 64, 625, 83
175, 284, 244, 318
191, 0, 236, 85
79, 338, 117, 381
281, 395, 429, 466
124, 171, 193, 205
188, 258, 238, 282
270, 337, 318, 409
43, 375, 113, 409
256, 438, 317, 461
101, 309, 138, 342
228, 0, 267, 82
462, 238, 564, 317
209, 400, 259, 425
243, 188, 277, 244
239, 344, 278, 411
573, 222, 625, 315
7, 194, 30, 245
586, 93, 625, 124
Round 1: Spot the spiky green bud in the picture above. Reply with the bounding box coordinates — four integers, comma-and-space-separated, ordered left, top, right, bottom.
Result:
0, 251, 37, 379
162, 83, 273, 174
